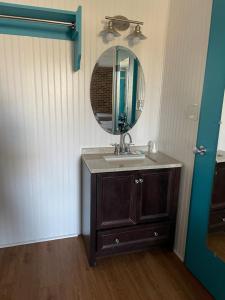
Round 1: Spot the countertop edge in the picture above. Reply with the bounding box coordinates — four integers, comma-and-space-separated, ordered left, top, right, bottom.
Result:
88, 163, 182, 174
81, 152, 183, 174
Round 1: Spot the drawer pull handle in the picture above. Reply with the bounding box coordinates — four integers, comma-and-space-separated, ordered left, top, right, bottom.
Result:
153, 232, 159, 237
222, 218, 225, 222
139, 178, 144, 183
135, 179, 139, 184
115, 238, 120, 244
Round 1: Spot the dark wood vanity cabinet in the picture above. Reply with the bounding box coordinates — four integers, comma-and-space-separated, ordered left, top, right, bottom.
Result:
82, 162, 181, 266
209, 162, 225, 232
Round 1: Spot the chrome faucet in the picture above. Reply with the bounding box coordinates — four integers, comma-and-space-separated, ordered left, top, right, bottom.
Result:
111, 132, 134, 155
119, 132, 133, 154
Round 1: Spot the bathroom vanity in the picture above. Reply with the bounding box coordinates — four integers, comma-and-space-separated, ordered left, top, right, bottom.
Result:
82, 46, 182, 266
82, 150, 182, 266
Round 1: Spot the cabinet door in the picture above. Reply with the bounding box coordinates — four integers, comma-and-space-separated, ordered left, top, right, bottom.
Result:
137, 169, 178, 223
211, 163, 225, 210
96, 172, 137, 229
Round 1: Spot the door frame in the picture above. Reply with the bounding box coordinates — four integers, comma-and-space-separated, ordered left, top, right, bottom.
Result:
185, 1, 225, 299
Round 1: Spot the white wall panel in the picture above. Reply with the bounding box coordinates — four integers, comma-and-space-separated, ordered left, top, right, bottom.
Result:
0, 0, 170, 246
158, 0, 212, 259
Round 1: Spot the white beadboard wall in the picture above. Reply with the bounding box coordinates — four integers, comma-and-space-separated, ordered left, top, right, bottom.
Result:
0, 0, 170, 247
158, 0, 212, 259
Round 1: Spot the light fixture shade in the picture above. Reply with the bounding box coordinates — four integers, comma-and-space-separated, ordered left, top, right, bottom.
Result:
126, 24, 147, 43
99, 21, 121, 41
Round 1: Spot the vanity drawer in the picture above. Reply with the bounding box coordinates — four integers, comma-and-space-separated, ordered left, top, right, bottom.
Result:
97, 222, 173, 255
209, 210, 225, 232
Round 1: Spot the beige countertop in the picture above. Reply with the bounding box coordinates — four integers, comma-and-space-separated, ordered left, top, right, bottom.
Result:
82, 148, 182, 174
217, 150, 225, 163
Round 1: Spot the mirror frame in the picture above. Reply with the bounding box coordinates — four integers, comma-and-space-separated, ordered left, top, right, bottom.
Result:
185, 1, 225, 299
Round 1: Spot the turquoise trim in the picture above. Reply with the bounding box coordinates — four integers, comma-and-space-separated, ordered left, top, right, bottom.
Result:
119, 70, 126, 116
131, 59, 138, 124
185, 1, 225, 299
0, 2, 75, 21
0, 2, 81, 71
0, 18, 73, 40
73, 6, 81, 71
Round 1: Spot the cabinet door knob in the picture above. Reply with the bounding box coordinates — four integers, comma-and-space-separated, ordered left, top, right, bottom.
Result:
153, 232, 159, 237
135, 179, 139, 184
115, 238, 120, 244
139, 178, 144, 183
222, 218, 225, 222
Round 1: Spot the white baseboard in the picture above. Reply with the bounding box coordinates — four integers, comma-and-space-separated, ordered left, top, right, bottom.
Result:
174, 249, 185, 262
0, 233, 79, 249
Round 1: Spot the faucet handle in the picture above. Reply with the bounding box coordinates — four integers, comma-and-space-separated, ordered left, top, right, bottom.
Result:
111, 143, 120, 155
111, 142, 119, 147
125, 142, 134, 153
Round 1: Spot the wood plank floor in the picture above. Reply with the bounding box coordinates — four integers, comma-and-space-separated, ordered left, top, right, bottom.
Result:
208, 231, 225, 262
0, 237, 213, 300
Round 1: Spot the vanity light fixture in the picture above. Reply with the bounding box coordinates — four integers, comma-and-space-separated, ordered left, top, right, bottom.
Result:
100, 15, 147, 44
99, 20, 121, 42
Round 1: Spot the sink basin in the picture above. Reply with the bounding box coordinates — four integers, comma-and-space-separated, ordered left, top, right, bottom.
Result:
104, 152, 145, 162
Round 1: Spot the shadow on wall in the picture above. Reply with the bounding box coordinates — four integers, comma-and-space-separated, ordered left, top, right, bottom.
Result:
0, 100, 32, 246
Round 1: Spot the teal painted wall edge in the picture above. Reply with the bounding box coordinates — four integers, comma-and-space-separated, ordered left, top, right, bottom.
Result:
185, 1, 225, 299
0, 2, 75, 21
0, 2, 81, 71
131, 58, 138, 124
73, 6, 81, 72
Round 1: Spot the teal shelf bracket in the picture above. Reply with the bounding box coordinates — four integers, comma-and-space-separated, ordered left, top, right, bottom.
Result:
72, 6, 81, 71
0, 2, 82, 71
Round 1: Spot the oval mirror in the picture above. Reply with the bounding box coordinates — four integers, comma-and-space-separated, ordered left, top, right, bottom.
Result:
90, 46, 145, 135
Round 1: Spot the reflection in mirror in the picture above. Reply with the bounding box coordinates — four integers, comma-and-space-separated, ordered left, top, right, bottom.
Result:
207, 91, 225, 262
90, 46, 145, 135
